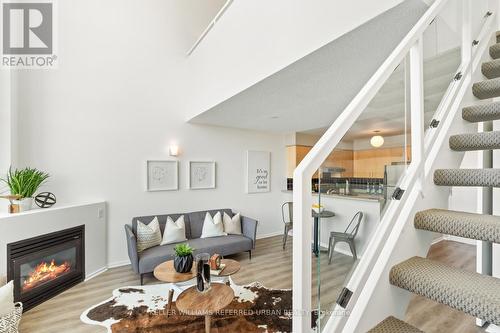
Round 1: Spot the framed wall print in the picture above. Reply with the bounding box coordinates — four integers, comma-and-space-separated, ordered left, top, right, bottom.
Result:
146, 160, 179, 191
246, 150, 271, 193
188, 161, 216, 189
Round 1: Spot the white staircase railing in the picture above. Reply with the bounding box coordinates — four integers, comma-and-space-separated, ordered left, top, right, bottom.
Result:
292, 0, 496, 331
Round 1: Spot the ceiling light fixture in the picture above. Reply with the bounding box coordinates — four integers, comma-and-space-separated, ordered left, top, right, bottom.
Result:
370, 132, 384, 148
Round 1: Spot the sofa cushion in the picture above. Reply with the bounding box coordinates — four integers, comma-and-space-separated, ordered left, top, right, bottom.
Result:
133, 213, 192, 239
187, 235, 253, 257
138, 243, 178, 274
188, 209, 233, 239
138, 235, 253, 274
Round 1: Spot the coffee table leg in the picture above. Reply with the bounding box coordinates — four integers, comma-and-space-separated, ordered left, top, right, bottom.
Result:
167, 289, 174, 317
205, 315, 211, 333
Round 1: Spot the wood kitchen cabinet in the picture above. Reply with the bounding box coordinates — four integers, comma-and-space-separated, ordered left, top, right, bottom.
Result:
287, 145, 410, 179
286, 145, 354, 178
353, 146, 411, 178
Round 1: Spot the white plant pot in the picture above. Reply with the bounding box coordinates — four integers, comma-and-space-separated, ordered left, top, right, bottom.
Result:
13, 198, 33, 212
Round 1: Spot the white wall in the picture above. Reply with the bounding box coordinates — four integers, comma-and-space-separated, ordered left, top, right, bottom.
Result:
12, 0, 287, 267
0, 70, 12, 213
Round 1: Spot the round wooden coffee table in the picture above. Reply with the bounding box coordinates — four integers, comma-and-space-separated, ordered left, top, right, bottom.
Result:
176, 283, 234, 333
154, 260, 196, 283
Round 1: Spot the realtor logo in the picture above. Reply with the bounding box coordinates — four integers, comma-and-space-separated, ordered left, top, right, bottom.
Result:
1, 0, 57, 68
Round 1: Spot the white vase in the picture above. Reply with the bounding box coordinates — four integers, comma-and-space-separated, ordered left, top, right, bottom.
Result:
13, 198, 33, 212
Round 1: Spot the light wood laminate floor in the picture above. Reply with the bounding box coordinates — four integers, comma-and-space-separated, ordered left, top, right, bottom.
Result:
20, 237, 486, 333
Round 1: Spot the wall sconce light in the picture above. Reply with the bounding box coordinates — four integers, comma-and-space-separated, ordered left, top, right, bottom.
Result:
169, 145, 179, 157
370, 131, 384, 148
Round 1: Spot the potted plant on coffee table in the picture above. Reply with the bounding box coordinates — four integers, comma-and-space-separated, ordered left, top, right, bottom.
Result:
1, 167, 50, 212
173, 243, 194, 273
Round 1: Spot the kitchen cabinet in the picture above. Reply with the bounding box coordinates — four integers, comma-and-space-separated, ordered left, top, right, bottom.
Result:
286, 145, 353, 178
353, 146, 411, 178
286, 145, 411, 179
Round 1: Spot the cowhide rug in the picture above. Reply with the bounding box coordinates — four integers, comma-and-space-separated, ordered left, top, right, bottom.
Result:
81, 280, 317, 333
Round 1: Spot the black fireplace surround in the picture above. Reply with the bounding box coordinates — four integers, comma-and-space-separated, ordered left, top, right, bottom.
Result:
7, 225, 85, 311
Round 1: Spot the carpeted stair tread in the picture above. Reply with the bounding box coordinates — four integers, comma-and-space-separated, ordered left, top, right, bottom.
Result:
414, 209, 500, 243
482, 59, 500, 79
434, 168, 500, 187
490, 43, 500, 59
390, 257, 500, 325
473, 78, 500, 99
449, 131, 500, 151
462, 102, 500, 122
368, 316, 424, 333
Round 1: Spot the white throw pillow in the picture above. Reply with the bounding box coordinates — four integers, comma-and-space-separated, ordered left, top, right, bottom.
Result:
0, 281, 14, 317
223, 212, 242, 235
200, 212, 227, 238
136, 217, 162, 252
160, 215, 187, 245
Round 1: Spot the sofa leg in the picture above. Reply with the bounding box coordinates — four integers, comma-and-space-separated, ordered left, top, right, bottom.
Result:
248, 250, 252, 260
140, 274, 144, 286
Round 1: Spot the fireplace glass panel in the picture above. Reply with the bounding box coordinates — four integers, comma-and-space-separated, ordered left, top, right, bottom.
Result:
19, 247, 77, 295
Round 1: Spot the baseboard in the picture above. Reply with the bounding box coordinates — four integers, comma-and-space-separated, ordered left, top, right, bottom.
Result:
256, 231, 283, 240
443, 235, 477, 245
431, 236, 445, 245
319, 241, 360, 259
107, 260, 131, 269
85, 267, 107, 281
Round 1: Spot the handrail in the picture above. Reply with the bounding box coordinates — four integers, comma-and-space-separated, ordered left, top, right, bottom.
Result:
186, 0, 234, 56
291, 0, 465, 331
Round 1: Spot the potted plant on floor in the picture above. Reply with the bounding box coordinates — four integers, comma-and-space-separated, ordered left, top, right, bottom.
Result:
173, 243, 194, 273
1, 167, 50, 212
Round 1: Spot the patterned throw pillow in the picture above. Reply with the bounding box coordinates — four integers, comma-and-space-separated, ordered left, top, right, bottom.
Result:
136, 217, 162, 252
200, 212, 227, 238
223, 212, 242, 235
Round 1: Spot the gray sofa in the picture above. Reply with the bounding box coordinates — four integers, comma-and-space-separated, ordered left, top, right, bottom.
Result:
125, 209, 258, 284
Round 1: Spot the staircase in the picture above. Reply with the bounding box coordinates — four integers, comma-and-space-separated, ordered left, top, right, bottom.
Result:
368, 33, 500, 333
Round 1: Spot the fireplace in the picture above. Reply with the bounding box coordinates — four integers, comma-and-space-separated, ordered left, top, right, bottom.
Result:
7, 225, 85, 311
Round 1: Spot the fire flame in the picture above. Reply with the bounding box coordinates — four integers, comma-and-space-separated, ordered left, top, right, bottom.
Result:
22, 259, 71, 292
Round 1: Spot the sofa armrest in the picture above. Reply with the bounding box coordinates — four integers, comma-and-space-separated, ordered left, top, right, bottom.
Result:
241, 216, 258, 249
124, 225, 139, 273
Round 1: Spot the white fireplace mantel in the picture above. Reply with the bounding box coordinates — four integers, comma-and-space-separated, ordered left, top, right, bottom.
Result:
0, 202, 107, 280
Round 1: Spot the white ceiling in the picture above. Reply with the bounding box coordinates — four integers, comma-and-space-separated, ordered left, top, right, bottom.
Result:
189, 0, 430, 134
301, 48, 460, 141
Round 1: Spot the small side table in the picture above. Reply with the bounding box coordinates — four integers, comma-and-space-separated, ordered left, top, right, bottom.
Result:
215, 259, 240, 281
312, 210, 335, 256
176, 283, 234, 333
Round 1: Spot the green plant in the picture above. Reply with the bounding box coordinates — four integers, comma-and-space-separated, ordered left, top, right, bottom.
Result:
173, 243, 194, 257
1, 167, 50, 199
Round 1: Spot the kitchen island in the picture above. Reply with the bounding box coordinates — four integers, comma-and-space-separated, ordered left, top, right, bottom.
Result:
283, 190, 383, 259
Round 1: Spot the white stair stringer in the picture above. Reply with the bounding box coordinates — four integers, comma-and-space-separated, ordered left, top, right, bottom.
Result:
338, 33, 494, 332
